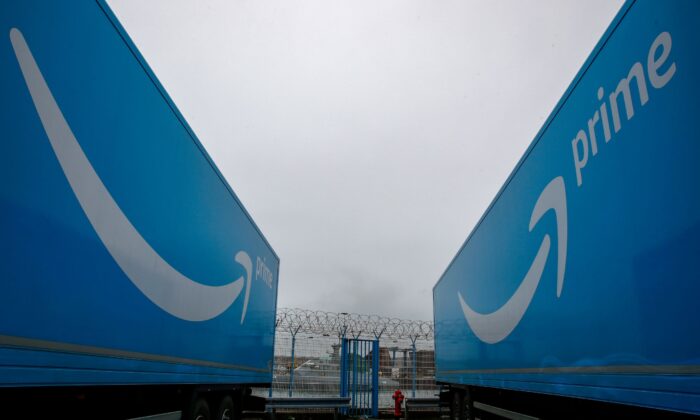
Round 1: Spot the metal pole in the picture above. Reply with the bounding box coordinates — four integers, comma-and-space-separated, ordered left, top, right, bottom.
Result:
372, 339, 379, 417
340, 338, 347, 398
366, 340, 370, 414
411, 337, 417, 399
289, 333, 296, 397
352, 340, 358, 415
288, 326, 301, 397
361, 341, 365, 414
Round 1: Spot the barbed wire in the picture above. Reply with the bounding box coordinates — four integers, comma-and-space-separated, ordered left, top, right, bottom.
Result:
276, 308, 434, 340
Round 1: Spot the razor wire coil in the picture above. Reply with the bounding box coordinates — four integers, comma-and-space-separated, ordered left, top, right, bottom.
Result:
276, 307, 434, 340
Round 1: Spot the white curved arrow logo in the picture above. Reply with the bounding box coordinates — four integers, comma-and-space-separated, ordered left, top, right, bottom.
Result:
458, 176, 567, 344
10, 28, 251, 323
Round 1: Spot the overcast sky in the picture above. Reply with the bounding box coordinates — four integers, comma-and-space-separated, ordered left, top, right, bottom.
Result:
108, 0, 623, 321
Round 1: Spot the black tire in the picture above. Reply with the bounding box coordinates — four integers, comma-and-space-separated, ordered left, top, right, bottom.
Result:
188, 397, 211, 420
215, 395, 235, 420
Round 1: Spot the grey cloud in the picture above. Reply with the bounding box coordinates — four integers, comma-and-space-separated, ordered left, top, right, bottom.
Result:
108, 0, 624, 320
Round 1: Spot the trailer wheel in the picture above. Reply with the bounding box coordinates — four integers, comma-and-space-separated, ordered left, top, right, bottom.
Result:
188, 397, 211, 420
215, 395, 235, 420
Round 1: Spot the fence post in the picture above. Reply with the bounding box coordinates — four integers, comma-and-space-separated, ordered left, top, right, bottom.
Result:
411, 336, 418, 399
340, 337, 347, 398
372, 339, 379, 418
352, 339, 358, 414
288, 326, 301, 397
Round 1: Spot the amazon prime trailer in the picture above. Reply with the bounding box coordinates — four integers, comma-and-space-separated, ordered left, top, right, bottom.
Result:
0, 1, 279, 418
433, 0, 700, 417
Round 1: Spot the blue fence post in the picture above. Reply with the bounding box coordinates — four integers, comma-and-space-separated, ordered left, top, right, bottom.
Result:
338, 318, 349, 414
340, 337, 347, 398
366, 340, 370, 414
411, 336, 417, 399
352, 339, 358, 415
372, 339, 379, 417
359, 340, 363, 414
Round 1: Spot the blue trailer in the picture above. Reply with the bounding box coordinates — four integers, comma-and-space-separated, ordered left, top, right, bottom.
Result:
0, 1, 279, 418
433, 0, 699, 417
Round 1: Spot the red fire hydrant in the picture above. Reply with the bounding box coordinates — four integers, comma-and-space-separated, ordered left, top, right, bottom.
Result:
392, 389, 405, 420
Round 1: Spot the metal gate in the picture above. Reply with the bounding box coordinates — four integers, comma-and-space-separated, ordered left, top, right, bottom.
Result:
340, 338, 379, 416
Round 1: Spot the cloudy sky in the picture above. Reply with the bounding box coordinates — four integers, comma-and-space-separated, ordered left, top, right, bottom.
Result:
108, 0, 623, 321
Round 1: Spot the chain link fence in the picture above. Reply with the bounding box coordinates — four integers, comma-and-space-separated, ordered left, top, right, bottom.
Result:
255, 308, 438, 412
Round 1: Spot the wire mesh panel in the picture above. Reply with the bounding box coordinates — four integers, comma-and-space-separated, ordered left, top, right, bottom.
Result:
268, 331, 343, 398
257, 308, 438, 414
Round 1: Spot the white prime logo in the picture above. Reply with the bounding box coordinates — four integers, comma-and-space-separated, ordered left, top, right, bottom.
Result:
458, 177, 567, 344
457, 30, 677, 344
10, 28, 252, 324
